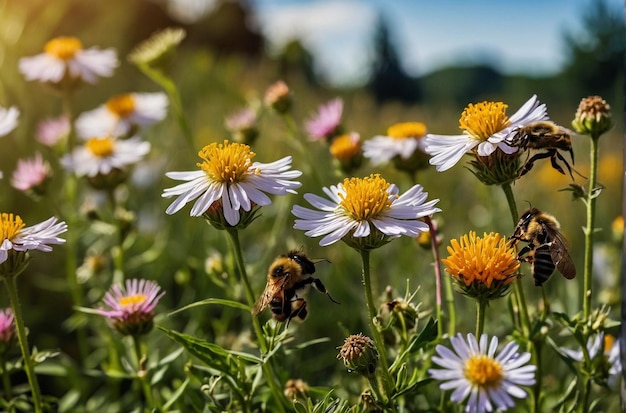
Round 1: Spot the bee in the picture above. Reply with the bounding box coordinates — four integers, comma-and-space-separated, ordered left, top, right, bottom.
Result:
508, 121, 578, 179
252, 250, 339, 326
508, 208, 576, 286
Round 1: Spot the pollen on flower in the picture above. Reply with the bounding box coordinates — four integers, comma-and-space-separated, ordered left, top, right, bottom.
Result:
387, 122, 427, 139
197, 140, 255, 184
86, 137, 115, 157
464, 355, 503, 387
459, 101, 511, 140
44, 37, 83, 60
339, 174, 391, 221
119, 294, 147, 307
105, 94, 136, 118
0, 213, 25, 241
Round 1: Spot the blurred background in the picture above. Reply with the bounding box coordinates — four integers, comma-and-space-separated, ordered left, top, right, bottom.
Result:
0, 0, 623, 407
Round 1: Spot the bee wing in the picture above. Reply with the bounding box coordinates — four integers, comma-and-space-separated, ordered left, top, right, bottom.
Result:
548, 231, 576, 279
252, 275, 291, 316
252, 282, 276, 316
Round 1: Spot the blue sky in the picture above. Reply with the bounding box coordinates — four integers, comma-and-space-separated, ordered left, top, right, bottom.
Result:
250, 0, 619, 85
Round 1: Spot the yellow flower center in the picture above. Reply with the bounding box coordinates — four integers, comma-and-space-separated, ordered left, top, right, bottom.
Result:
459, 101, 510, 140
464, 355, 503, 387
0, 213, 25, 241
197, 140, 255, 184
118, 294, 147, 307
442, 232, 520, 288
339, 174, 392, 222
86, 137, 115, 157
387, 122, 427, 140
44, 37, 83, 60
105, 94, 136, 118
604, 334, 615, 354
330, 133, 360, 160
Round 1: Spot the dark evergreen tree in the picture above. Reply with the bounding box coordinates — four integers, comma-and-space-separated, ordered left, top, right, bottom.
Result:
366, 14, 421, 104
561, 0, 625, 100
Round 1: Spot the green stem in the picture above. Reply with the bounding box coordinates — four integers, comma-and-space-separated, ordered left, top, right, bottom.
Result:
224, 228, 287, 412
139, 65, 195, 154
360, 250, 396, 411
1, 356, 11, 400
501, 183, 531, 338
475, 299, 486, 337
583, 136, 599, 320
425, 217, 447, 339
4, 276, 43, 413
132, 335, 158, 412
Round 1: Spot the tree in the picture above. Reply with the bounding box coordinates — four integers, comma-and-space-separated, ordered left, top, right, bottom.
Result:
366, 14, 421, 104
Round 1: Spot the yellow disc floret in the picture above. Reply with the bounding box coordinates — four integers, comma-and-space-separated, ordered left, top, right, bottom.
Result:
443, 231, 519, 288
0, 213, 25, 241
44, 36, 83, 60
459, 101, 510, 141
197, 140, 255, 184
339, 174, 392, 222
330, 133, 360, 161
119, 294, 147, 307
464, 355, 504, 388
86, 137, 115, 157
387, 122, 427, 140
105, 94, 136, 118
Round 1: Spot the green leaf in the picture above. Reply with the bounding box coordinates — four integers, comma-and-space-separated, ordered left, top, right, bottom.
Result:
157, 326, 257, 375
393, 378, 433, 399
167, 298, 251, 317
162, 377, 191, 411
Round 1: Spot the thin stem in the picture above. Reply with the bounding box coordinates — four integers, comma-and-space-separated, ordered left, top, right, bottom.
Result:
1, 356, 11, 400
425, 217, 446, 339
4, 276, 43, 413
583, 136, 599, 320
224, 228, 287, 412
138, 64, 195, 155
360, 250, 396, 411
132, 335, 158, 412
501, 183, 531, 338
475, 299, 486, 337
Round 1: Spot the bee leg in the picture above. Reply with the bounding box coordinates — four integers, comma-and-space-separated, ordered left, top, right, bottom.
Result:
519, 151, 554, 177
516, 245, 533, 262
312, 278, 340, 304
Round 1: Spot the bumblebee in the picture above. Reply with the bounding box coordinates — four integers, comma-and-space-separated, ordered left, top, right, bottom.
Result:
508, 208, 576, 286
252, 250, 339, 325
508, 121, 577, 179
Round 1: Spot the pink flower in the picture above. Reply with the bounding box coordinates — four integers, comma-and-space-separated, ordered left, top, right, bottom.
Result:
36, 116, 70, 147
305, 98, 343, 141
11, 153, 51, 193
97, 279, 165, 336
0, 308, 15, 343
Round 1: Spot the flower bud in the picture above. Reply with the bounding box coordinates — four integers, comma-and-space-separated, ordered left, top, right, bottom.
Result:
264, 81, 292, 114
337, 333, 379, 378
571, 95, 613, 138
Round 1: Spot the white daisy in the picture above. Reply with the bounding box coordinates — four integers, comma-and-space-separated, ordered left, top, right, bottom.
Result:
19, 36, 118, 84
75, 92, 168, 138
0, 213, 67, 265
363, 122, 428, 165
561, 332, 622, 386
0, 106, 19, 137
62, 135, 150, 178
429, 333, 536, 413
424, 95, 548, 172
162, 140, 302, 226
292, 174, 440, 247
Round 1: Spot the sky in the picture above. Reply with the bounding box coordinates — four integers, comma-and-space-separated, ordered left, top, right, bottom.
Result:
248, 0, 619, 85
